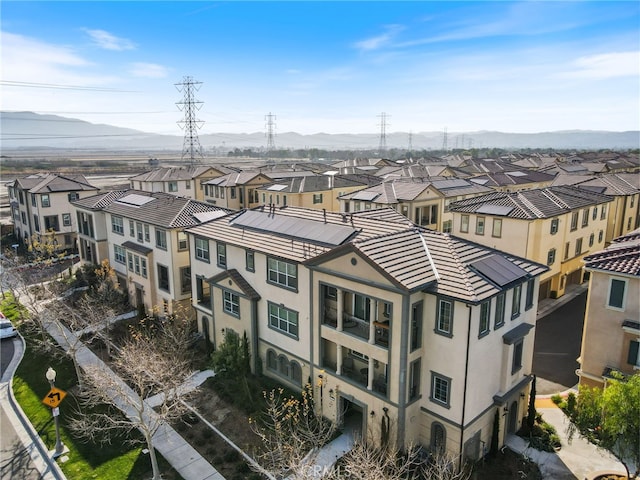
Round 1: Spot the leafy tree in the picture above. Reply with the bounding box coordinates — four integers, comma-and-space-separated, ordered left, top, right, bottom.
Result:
567, 373, 640, 479
526, 374, 537, 432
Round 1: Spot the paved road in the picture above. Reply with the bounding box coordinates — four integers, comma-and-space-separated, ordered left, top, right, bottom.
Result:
0, 337, 44, 480
532, 291, 587, 395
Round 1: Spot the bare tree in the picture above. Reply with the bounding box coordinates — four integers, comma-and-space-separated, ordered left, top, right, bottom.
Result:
250, 384, 336, 479
69, 313, 196, 480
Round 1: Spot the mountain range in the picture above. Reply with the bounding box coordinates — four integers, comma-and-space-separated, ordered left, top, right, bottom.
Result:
1, 111, 638, 151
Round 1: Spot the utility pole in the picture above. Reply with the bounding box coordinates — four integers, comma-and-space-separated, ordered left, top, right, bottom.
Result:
265, 112, 276, 163
442, 126, 448, 152
377, 112, 389, 154
175, 76, 204, 165
408, 131, 413, 153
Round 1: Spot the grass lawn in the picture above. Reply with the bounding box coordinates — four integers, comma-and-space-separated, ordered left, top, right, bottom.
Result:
2, 293, 184, 480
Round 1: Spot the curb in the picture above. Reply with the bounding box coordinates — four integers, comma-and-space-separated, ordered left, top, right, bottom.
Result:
2, 333, 67, 480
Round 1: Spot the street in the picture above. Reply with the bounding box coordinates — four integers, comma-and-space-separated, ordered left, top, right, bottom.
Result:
532, 291, 588, 395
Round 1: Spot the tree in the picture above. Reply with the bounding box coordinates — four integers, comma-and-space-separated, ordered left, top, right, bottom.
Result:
69, 313, 197, 480
567, 373, 640, 479
526, 374, 537, 432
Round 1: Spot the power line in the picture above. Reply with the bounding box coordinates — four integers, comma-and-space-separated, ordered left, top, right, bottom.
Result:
1, 81, 138, 92
175, 76, 205, 165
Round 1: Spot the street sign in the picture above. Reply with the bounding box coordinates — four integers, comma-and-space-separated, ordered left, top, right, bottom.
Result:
42, 387, 66, 408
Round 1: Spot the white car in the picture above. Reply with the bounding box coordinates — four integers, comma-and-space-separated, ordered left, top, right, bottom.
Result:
0, 314, 17, 339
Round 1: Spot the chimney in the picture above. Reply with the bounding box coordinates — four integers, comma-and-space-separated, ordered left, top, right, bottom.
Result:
323, 208, 327, 223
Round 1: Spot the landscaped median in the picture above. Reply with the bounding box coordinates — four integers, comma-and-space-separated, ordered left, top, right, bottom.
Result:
1, 293, 184, 480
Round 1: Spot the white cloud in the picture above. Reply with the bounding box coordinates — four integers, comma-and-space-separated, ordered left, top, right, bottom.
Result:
353, 24, 404, 51
557, 51, 639, 79
83, 28, 135, 51
129, 62, 169, 78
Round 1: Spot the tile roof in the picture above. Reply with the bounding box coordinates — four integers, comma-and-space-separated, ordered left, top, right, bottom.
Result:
129, 166, 226, 182
12, 173, 98, 193
187, 206, 546, 302
208, 269, 261, 300
583, 228, 640, 276
448, 185, 613, 219
257, 175, 370, 194
77, 189, 232, 228
204, 171, 271, 186
467, 170, 556, 187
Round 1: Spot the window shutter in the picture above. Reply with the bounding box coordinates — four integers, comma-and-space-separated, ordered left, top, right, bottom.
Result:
628, 340, 639, 365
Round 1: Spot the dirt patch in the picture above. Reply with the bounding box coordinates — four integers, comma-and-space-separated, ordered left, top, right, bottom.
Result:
472, 448, 542, 480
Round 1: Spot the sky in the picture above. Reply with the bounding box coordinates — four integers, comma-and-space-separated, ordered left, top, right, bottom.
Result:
1, 1, 639, 136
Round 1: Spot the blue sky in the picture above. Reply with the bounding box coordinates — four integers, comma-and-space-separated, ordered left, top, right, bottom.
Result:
2, 1, 639, 136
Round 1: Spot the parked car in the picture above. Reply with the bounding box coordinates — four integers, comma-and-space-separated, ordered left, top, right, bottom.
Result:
0, 313, 17, 339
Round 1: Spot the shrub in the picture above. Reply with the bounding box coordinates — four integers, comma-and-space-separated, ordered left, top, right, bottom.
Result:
223, 450, 240, 463
550, 394, 563, 405
566, 392, 577, 413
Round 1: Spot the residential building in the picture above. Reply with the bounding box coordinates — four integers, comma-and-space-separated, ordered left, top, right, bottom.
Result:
467, 170, 556, 192
72, 189, 230, 315
577, 229, 640, 388
7, 173, 99, 251
129, 166, 230, 201
448, 186, 613, 299
186, 205, 547, 459
203, 172, 273, 210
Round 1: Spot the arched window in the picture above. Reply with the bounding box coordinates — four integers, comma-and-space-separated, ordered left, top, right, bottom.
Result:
431, 422, 446, 453
278, 355, 289, 376
267, 349, 277, 370
201, 316, 210, 343
290, 361, 302, 385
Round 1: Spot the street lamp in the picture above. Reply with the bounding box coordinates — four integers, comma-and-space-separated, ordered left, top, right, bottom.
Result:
45, 367, 65, 458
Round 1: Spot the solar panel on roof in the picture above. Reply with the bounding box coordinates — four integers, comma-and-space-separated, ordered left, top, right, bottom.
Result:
231, 210, 356, 246
193, 211, 228, 223
506, 171, 527, 177
470, 178, 489, 185
116, 194, 154, 207
476, 204, 515, 216
432, 179, 469, 189
470, 254, 528, 287
352, 191, 380, 201
267, 184, 288, 191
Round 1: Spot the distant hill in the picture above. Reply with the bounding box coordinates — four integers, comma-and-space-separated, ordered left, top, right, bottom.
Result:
1, 111, 638, 151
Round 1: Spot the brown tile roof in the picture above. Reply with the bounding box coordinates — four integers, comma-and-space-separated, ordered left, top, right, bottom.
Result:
12, 173, 97, 193
208, 269, 260, 300
130, 166, 227, 182
72, 190, 129, 210
204, 171, 271, 187
257, 175, 370, 194
583, 228, 640, 276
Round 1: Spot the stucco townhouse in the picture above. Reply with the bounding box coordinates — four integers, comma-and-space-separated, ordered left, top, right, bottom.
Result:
129, 166, 230, 201
185, 205, 547, 461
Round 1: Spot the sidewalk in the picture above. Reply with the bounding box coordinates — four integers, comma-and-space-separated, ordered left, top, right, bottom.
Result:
43, 316, 225, 480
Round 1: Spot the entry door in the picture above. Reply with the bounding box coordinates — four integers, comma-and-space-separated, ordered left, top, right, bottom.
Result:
507, 401, 519, 434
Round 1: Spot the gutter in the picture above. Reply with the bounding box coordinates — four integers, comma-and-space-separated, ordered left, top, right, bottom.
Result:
459, 304, 472, 470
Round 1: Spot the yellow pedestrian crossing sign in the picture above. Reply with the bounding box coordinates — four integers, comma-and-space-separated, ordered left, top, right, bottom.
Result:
42, 387, 66, 408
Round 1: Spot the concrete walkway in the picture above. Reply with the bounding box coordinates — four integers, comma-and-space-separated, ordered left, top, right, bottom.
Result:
147, 370, 216, 408
42, 316, 225, 480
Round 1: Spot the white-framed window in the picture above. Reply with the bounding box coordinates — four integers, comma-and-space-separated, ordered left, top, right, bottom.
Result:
601, 204, 607, 220
168, 181, 178, 192
494, 292, 506, 329
186, 180, 191, 190
511, 284, 522, 319
136, 222, 144, 242
475, 216, 485, 235
112, 215, 124, 235
582, 208, 589, 227
195, 237, 210, 262
313, 193, 323, 204
62, 213, 72, 227
223, 290, 240, 316
178, 231, 188, 251
144, 224, 150, 242
129, 220, 135, 237
41, 194, 50, 207
570, 211, 578, 231
268, 257, 298, 290
114, 245, 126, 264
443, 220, 452, 233
246, 250, 255, 272
550, 218, 559, 235
492, 218, 502, 238
575, 237, 583, 256
217, 242, 227, 268
436, 299, 453, 336
479, 301, 490, 337
460, 215, 469, 233
607, 278, 627, 310
547, 248, 556, 265
430, 372, 451, 408
268, 302, 299, 338
156, 229, 167, 250
127, 252, 148, 278
157, 264, 170, 292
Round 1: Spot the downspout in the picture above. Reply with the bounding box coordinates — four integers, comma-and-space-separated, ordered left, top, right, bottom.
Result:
309, 267, 315, 387
396, 292, 411, 448
252, 298, 259, 374
459, 304, 472, 471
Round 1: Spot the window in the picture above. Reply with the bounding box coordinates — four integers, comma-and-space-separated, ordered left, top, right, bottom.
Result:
628, 217, 632, 230
442, 220, 452, 233
631, 196, 636, 208
415, 205, 438, 226
564, 242, 570, 260
68, 192, 79, 201
153, 228, 166, 249
33, 215, 40, 232
592, 207, 598, 220
196, 277, 210, 307
479, 301, 490, 337
168, 181, 178, 192
601, 205, 607, 220
127, 252, 148, 278
246, 250, 255, 272
627, 340, 639, 367
157, 264, 170, 292
313, 193, 323, 204
409, 360, 421, 401
112, 215, 124, 235
460, 215, 469, 233
598, 230, 604, 243
114, 245, 126, 264
230, 187, 236, 199
217, 242, 227, 268
195, 237, 210, 262
494, 293, 506, 329
144, 224, 150, 242
178, 232, 188, 251
475, 216, 485, 235
436, 299, 453, 336
582, 208, 589, 227
430, 372, 451, 407
589, 233, 594, 247
180, 266, 191, 294
550, 218, 559, 235
136, 222, 144, 242
492, 218, 502, 238
129, 220, 135, 237
410, 302, 423, 351
21, 212, 26, 224
41, 194, 50, 207
570, 212, 578, 231
31, 194, 36, 207
525, 279, 535, 310
62, 213, 71, 227
547, 248, 556, 265
431, 423, 446, 453
575, 237, 583, 256
268, 257, 298, 290
353, 294, 371, 321
186, 180, 191, 190
607, 278, 626, 310
223, 290, 240, 316
512, 339, 524, 374
268, 302, 299, 338
511, 284, 522, 319
44, 215, 59, 231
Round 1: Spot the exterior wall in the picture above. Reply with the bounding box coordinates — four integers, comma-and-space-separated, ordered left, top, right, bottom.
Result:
606, 193, 640, 243
579, 270, 640, 387
134, 173, 221, 201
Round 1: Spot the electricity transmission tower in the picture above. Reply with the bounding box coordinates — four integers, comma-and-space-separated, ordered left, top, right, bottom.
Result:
377, 112, 389, 153
442, 126, 448, 152
408, 131, 413, 152
175, 76, 204, 164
